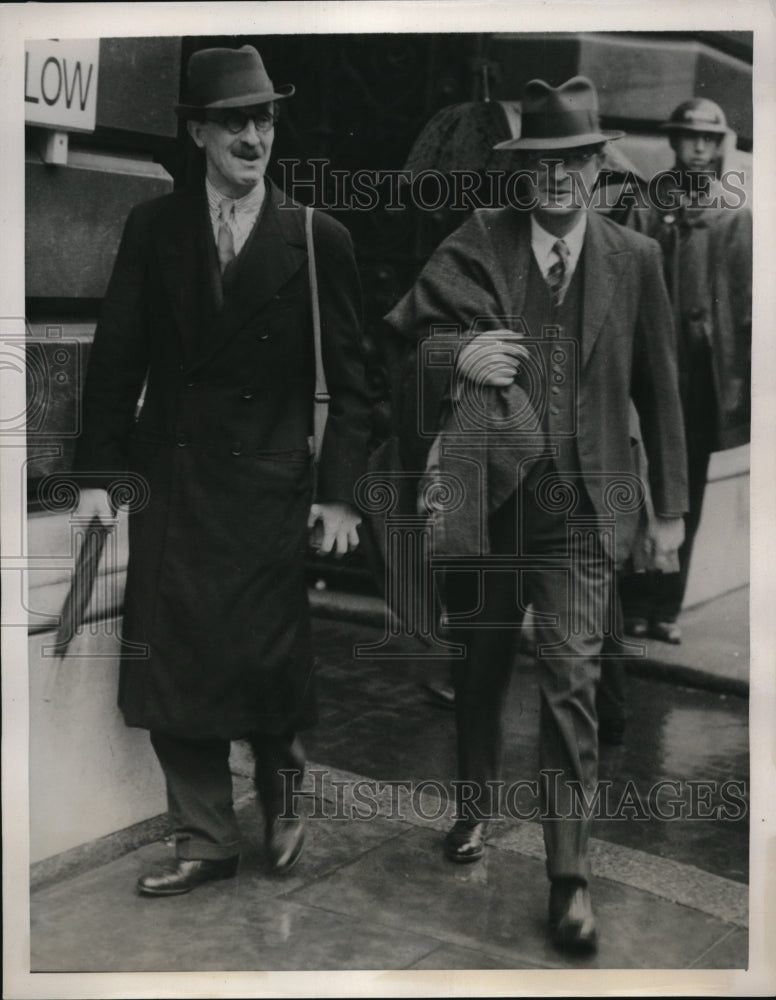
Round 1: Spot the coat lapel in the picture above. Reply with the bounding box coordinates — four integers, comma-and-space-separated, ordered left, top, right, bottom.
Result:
500, 211, 532, 324
489, 212, 531, 325
580, 211, 627, 370
192, 180, 307, 371
154, 185, 218, 369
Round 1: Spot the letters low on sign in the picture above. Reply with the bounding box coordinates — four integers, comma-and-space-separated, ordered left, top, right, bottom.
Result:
25, 39, 99, 132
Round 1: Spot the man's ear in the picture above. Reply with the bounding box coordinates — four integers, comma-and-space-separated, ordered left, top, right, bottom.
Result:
186, 118, 206, 149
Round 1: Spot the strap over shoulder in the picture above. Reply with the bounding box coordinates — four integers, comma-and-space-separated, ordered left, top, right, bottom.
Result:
306, 205, 329, 461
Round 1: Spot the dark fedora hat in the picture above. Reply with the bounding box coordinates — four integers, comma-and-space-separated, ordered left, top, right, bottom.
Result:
175, 45, 294, 116
494, 76, 624, 151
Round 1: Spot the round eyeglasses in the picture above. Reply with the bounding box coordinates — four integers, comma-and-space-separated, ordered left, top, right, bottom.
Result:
206, 110, 277, 134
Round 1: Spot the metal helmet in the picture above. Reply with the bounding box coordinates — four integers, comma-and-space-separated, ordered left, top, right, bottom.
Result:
661, 98, 728, 135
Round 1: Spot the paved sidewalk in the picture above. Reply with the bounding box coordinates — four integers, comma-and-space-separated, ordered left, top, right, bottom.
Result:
28, 587, 751, 975
30, 765, 747, 973
310, 585, 750, 694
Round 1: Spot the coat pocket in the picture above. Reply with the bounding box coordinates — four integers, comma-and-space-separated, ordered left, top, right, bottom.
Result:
238, 449, 313, 495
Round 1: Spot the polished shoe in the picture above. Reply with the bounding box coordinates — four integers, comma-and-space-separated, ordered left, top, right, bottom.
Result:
549, 879, 598, 953
137, 856, 239, 897
624, 616, 649, 638
266, 815, 305, 873
421, 679, 455, 709
444, 819, 488, 863
650, 620, 682, 644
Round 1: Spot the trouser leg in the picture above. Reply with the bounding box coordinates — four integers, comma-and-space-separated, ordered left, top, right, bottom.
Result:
446, 566, 521, 821
520, 464, 609, 885
248, 731, 306, 825
150, 731, 240, 861
444, 493, 525, 821
596, 591, 628, 727
531, 538, 608, 885
653, 444, 711, 622
618, 568, 653, 624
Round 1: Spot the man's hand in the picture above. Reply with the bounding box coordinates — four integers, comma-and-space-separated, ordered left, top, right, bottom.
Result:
644, 515, 685, 572
73, 487, 114, 524
456, 329, 530, 387
307, 501, 361, 558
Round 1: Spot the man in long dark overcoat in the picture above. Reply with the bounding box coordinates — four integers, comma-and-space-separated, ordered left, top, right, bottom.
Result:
73, 45, 371, 895
384, 76, 688, 952
620, 97, 752, 644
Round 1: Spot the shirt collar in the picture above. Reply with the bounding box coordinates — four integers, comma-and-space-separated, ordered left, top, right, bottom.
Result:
205, 176, 266, 219
530, 213, 587, 278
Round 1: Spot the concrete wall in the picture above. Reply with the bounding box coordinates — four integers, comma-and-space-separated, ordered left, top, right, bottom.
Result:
29, 622, 165, 864
684, 446, 750, 608
26, 38, 180, 863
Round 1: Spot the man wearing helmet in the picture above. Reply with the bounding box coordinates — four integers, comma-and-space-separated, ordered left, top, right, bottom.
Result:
621, 97, 752, 645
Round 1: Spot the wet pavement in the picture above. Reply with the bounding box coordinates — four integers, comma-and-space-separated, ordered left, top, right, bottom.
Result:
29, 590, 750, 973
307, 624, 749, 884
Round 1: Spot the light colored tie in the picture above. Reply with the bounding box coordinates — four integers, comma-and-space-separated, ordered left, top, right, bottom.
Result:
217, 199, 236, 273
547, 238, 570, 307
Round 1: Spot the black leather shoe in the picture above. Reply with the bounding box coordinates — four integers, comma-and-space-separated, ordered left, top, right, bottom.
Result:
444, 820, 488, 863
137, 856, 239, 897
624, 616, 649, 638
421, 679, 455, 709
651, 620, 682, 644
266, 815, 305, 873
549, 880, 598, 953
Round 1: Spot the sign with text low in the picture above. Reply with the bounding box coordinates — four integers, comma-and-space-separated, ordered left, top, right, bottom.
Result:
25, 39, 99, 132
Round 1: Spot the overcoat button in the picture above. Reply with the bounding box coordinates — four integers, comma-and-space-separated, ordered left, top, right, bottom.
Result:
185, 381, 195, 389
260, 333, 269, 340
232, 442, 243, 455
241, 387, 254, 400
177, 435, 188, 447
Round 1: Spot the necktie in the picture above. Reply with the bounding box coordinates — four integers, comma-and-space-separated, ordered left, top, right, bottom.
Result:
547, 238, 570, 308
217, 199, 236, 273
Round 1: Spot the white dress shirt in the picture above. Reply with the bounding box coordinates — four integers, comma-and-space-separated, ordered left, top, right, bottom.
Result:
205, 177, 266, 257
530, 213, 587, 283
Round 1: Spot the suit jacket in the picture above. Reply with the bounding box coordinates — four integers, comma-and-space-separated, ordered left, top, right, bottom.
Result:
73, 178, 372, 739
383, 208, 689, 565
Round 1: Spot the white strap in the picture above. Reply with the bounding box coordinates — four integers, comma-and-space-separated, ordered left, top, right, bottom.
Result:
306, 205, 329, 461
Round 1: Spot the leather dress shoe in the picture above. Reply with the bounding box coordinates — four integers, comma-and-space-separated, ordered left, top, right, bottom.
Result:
137, 856, 239, 897
421, 679, 455, 709
444, 820, 488, 863
651, 620, 682, 644
266, 815, 305, 873
624, 616, 649, 638
549, 879, 598, 953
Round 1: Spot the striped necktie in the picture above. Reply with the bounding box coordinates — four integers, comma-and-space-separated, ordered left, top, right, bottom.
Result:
216, 199, 236, 273
547, 238, 570, 308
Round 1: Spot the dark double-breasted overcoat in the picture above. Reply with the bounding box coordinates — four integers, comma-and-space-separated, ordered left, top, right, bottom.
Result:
74, 179, 371, 740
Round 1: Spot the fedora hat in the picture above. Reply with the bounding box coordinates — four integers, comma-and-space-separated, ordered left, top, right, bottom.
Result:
175, 45, 294, 116
494, 76, 624, 151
